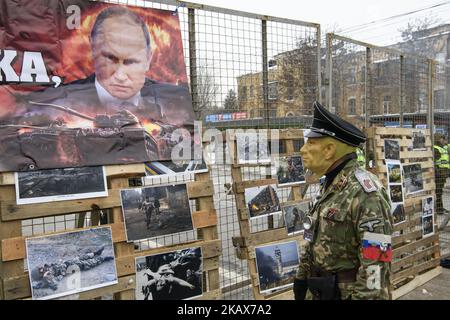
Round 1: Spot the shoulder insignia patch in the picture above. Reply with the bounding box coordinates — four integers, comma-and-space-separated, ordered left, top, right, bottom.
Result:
355, 169, 378, 193
359, 219, 382, 232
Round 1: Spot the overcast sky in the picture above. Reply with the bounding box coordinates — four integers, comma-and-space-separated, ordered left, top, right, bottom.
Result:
192, 0, 450, 45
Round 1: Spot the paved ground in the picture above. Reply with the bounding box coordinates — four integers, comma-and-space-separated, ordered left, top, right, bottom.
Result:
399, 267, 450, 300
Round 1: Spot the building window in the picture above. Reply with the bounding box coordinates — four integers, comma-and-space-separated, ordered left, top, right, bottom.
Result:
348, 67, 356, 84
268, 82, 278, 100
383, 95, 391, 114
239, 86, 247, 101
360, 66, 366, 82
286, 111, 295, 117
435, 89, 445, 110
361, 97, 366, 114
249, 85, 254, 97
348, 98, 356, 115
287, 75, 294, 100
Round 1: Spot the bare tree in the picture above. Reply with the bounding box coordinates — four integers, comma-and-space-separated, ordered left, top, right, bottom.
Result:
194, 63, 220, 120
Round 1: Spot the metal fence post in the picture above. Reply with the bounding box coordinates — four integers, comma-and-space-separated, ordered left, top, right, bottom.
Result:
262, 19, 269, 128
326, 33, 333, 110
400, 55, 404, 128
429, 59, 435, 144
188, 7, 199, 120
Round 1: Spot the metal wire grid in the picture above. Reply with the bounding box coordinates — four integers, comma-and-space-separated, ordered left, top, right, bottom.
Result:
18, 0, 321, 300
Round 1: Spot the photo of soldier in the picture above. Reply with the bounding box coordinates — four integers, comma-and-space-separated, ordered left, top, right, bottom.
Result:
245, 184, 282, 219
387, 162, 402, 184
422, 196, 434, 217
255, 241, 300, 294
282, 203, 308, 235
391, 203, 406, 225
412, 130, 426, 150
0, 2, 196, 172
120, 183, 193, 242
273, 155, 306, 186
403, 163, 424, 195
16, 166, 107, 205
422, 215, 434, 237
389, 185, 404, 203
26, 227, 117, 300
135, 247, 202, 300
384, 139, 400, 161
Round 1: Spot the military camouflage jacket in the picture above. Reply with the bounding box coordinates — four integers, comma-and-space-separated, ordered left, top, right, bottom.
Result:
297, 158, 393, 300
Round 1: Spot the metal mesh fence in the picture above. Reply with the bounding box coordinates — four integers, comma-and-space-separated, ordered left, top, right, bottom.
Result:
20, 0, 321, 300
326, 33, 450, 259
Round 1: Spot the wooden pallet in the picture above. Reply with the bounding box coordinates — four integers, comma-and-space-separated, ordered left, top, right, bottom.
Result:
366, 127, 441, 299
0, 164, 221, 300
228, 129, 307, 300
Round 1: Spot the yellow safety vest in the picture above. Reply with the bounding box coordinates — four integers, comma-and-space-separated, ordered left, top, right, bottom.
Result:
356, 148, 365, 168
434, 145, 450, 169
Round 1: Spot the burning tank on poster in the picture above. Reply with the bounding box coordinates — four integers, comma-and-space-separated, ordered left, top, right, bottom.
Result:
5, 101, 182, 170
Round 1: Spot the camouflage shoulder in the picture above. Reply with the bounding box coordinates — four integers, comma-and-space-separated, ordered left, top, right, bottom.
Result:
353, 168, 383, 193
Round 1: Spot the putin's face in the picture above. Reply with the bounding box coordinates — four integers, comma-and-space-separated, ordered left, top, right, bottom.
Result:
91, 16, 151, 100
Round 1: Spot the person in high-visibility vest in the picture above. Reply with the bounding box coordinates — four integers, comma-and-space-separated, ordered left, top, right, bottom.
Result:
356, 147, 366, 168
434, 134, 450, 215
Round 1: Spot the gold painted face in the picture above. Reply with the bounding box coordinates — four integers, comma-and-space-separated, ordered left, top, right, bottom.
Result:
300, 137, 331, 176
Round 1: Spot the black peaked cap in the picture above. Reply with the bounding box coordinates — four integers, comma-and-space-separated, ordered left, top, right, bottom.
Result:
305, 101, 366, 147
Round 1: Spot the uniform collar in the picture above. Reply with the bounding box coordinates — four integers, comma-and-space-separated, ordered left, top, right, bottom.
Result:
324, 153, 357, 190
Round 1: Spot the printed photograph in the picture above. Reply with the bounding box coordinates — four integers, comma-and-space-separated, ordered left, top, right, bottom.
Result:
26, 227, 117, 300
245, 184, 281, 219
236, 132, 270, 164
282, 202, 309, 235
255, 241, 300, 294
120, 183, 193, 242
403, 163, 424, 195
15, 166, 108, 205
391, 203, 406, 225
422, 215, 434, 237
144, 159, 208, 176
0, 2, 195, 172
273, 155, 305, 186
135, 247, 202, 300
412, 130, 426, 150
387, 162, 402, 184
384, 140, 400, 161
389, 185, 404, 203
422, 196, 434, 217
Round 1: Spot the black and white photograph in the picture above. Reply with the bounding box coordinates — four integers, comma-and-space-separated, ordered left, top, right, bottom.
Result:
255, 241, 300, 294
422, 215, 435, 237
282, 202, 309, 235
144, 159, 208, 176
384, 139, 400, 161
273, 155, 306, 186
135, 247, 202, 300
403, 163, 424, 195
236, 132, 270, 164
15, 166, 108, 205
387, 162, 402, 184
26, 227, 117, 300
245, 184, 281, 219
391, 203, 406, 225
389, 185, 404, 203
412, 130, 427, 151
422, 196, 434, 217
120, 183, 193, 242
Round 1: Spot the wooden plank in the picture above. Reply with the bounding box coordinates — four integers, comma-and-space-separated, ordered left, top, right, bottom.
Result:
393, 234, 439, 258
4, 274, 135, 300
187, 180, 214, 198
393, 258, 441, 281
105, 164, 145, 178
234, 179, 278, 193
192, 210, 218, 229
393, 216, 421, 232
392, 267, 442, 300
193, 288, 221, 300
247, 228, 289, 247
0, 172, 14, 186
1, 189, 122, 221
392, 230, 422, 247
1, 223, 126, 262
278, 130, 304, 140
374, 127, 430, 136
392, 244, 440, 272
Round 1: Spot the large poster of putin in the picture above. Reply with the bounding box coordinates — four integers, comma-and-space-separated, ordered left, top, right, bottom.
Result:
0, 1, 195, 172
